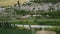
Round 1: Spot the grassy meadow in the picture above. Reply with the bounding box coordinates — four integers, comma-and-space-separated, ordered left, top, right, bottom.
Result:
0, 0, 26, 6
0, 29, 32, 34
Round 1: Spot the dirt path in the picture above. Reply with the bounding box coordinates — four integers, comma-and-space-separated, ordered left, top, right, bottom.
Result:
36, 30, 56, 34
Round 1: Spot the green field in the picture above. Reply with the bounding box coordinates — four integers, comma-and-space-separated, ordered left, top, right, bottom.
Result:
0, 28, 60, 34
10, 19, 60, 26
0, 29, 32, 34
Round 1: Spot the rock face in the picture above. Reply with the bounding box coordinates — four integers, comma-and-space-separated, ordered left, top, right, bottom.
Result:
36, 30, 56, 34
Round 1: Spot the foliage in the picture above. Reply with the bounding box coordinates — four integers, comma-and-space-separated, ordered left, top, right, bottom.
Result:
14, 9, 27, 15
0, 28, 32, 34
45, 26, 60, 31
10, 19, 60, 26
0, 22, 16, 29
36, 21, 60, 26
17, 26, 26, 30
37, 10, 60, 19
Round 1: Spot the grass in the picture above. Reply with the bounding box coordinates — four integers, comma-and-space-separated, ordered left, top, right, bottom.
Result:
0, 0, 26, 6
10, 18, 60, 26
0, 29, 32, 34
0, 28, 60, 34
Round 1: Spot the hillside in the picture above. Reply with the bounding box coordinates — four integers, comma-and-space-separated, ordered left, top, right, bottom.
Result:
0, 0, 26, 6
